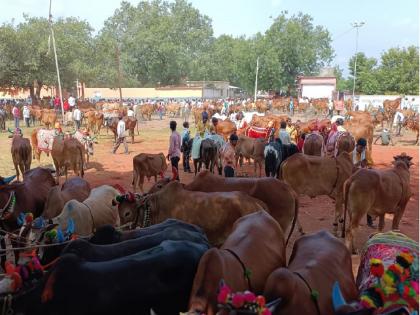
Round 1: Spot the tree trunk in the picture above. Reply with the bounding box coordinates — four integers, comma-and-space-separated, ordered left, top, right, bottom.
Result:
29, 85, 36, 104
81, 81, 85, 100
35, 80, 43, 100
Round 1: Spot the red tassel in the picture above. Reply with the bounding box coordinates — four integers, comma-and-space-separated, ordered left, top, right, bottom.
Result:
171, 167, 178, 180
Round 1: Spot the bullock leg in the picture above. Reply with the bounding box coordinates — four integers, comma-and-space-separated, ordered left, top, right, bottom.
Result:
333, 195, 344, 236
378, 214, 385, 232
139, 175, 145, 194
14, 162, 20, 182
392, 200, 409, 230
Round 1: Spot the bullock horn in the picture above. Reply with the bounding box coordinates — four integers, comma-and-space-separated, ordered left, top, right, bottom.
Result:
332, 281, 348, 311
267, 298, 282, 313
113, 184, 126, 194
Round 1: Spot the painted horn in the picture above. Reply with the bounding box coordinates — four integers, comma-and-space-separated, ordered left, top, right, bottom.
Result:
332, 281, 347, 312
2, 175, 16, 184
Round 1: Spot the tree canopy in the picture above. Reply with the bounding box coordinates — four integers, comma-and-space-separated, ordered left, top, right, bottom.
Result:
0, 0, 418, 97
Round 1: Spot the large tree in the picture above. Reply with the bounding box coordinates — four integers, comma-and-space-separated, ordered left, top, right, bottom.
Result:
348, 52, 380, 95
378, 46, 419, 95
261, 11, 334, 93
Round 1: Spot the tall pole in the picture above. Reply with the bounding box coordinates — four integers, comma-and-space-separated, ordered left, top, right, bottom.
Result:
49, 0, 65, 122
116, 45, 123, 105
254, 56, 259, 103
351, 21, 365, 109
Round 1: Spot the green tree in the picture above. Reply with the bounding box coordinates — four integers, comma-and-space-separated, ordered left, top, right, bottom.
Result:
334, 65, 350, 91
348, 52, 380, 94
261, 11, 334, 93
378, 46, 419, 95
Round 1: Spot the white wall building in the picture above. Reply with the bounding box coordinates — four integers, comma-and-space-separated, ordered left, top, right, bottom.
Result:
297, 76, 337, 99
350, 95, 420, 111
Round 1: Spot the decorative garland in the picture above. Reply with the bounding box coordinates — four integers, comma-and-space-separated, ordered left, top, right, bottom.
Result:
217, 283, 271, 315
359, 250, 419, 313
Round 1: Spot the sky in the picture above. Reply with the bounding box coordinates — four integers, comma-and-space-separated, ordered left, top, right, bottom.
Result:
0, 0, 418, 77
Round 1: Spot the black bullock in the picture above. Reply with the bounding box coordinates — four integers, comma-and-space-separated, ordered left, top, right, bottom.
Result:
264, 139, 299, 177
11, 240, 209, 315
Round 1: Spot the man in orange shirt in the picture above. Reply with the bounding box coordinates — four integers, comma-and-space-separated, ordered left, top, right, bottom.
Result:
220, 133, 238, 177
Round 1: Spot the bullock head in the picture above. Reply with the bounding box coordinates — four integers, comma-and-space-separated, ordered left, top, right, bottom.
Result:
115, 192, 146, 227
82, 135, 97, 156
392, 153, 414, 169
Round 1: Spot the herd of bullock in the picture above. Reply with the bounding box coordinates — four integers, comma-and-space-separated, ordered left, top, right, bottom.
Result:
0, 96, 418, 315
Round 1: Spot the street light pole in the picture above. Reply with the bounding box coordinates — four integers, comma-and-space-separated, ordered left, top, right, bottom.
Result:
254, 56, 259, 103
49, 0, 65, 122
351, 21, 365, 109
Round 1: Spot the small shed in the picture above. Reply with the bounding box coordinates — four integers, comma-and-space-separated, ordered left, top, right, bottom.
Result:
297, 76, 337, 99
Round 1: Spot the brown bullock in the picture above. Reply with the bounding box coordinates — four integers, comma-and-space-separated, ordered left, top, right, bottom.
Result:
139, 103, 156, 121
11, 131, 32, 181
166, 103, 181, 117
0, 168, 56, 231
51, 137, 85, 184
383, 98, 401, 127
303, 132, 325, 156
263, 230, 358, 315
84, 110, 104, 135
403, 115, 419, 145
108, 117, 137, 144
150, 170, 299, 243
212, 119, 237, 141
281, 152, 353, 235
41, 109, 57, 128
342, 153, 413, 252
117, 181, 266, 246
189, 211, 286, 314
132, 153, 167, 194
42, 176, 91, 219
344, 118, 374, 164
235, 135, 265, 177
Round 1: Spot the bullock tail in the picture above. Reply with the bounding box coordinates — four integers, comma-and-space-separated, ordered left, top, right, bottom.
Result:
79, 146, 85, 178
341, 178, 352, 238
286, 196, 299, 246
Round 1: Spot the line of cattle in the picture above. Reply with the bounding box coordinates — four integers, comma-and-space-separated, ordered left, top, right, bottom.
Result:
0, 163, 417, 314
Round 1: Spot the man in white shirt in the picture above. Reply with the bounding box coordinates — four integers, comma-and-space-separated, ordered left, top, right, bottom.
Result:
73, 106, 82, 130
127, 106, 134, 117
394, 111, 405, 136
68, 95, 76, 108
112, 116, 128, 154
23, 105, 31, 127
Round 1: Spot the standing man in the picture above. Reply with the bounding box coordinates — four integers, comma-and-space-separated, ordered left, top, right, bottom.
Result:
112, 116, 128, 154
279, 121, 291, 145
328, 98, 334, 117
73, 106, 82, 130
12, 104, 20, 129
167, 120, 181, 180
181, 122, 192, 173
23, 105, 30, 128
68, 94, 76, 109
220, 133, 238, 177
289, 97, 294, 116
394, 110, 405, 136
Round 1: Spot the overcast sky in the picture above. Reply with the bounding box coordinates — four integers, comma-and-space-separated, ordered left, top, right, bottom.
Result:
1, 0, 418, 76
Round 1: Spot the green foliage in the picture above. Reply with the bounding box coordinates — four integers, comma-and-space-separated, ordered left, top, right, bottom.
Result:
0, 1, 416, 96
347, 47, 419, 95
378, 46, 419, 95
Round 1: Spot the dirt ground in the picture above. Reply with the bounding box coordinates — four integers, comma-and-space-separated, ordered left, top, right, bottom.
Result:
0, 114, 418, 271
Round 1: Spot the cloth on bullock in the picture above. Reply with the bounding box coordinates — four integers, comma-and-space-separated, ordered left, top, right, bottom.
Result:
246, 125, 270, 139
192, 135, 203, 160
356, 231, 419, 313
36, 129, 58, 153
